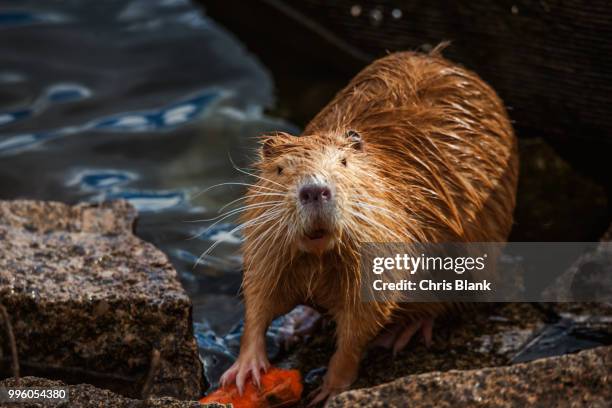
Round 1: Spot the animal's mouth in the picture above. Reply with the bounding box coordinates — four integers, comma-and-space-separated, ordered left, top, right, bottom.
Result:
305, 229, 328, 240
301, 227, 334, 254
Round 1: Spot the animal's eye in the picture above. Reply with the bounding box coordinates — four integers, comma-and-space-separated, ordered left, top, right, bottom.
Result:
345, 130, 363, 151
341, 158, 347, 166
276, 166, 283, 175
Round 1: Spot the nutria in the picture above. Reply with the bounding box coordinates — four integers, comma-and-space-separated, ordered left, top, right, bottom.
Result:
220, 46, 518, 404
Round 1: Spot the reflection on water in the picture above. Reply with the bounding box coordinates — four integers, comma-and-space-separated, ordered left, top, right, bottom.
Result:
0, 0, 298, 381
0, 88, 223, 154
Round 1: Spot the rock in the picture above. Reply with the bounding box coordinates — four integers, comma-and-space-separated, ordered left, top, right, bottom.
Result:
510, 137, 609, 242
0, 376, 201, 407
542, 222, 612, 302
286, 301, 612, 405
326, 346, 612, 407
0, 200, 202, 399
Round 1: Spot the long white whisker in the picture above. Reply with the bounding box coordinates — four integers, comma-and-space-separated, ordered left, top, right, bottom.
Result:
217, 192, 286, 213
192, 182, 283, 199
186, 200, 284, 224
187, 203, 283, 241
202, 202, 283, 233
246, 217, 284, 258
228, 153, 286, 189
195, 209, 283, 267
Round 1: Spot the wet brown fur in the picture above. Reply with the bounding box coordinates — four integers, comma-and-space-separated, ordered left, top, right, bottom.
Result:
236, 47, 518, 394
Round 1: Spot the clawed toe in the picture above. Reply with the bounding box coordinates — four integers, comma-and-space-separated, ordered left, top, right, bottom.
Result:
392, 318, 435, 354
307, 386, 335, 407
219, 353, 270, 395
373, 318, 435, 355
421, 318, 433, 348
392, 320, 421, 355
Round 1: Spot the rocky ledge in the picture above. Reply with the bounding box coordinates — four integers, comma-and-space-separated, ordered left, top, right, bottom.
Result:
0, 376, 201, 407
0, 200, 202, 399
1, 346, 609, 407
326, 345, 612, 407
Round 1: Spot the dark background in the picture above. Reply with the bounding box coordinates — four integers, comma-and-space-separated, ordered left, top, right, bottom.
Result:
198, 0, 612, 242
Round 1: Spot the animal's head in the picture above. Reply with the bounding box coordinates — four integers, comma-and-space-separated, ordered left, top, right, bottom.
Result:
242, 130, 395, 258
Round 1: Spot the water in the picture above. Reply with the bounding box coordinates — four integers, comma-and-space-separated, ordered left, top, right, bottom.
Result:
0, 0, 298, 374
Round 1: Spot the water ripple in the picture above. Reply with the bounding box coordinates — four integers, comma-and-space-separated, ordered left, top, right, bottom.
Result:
0, 89, 223, 155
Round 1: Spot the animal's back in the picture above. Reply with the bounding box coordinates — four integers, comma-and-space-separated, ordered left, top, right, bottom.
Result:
304, 50, 518, 243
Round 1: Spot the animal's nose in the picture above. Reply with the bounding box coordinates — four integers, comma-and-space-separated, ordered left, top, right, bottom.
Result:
299, 184, 332, 206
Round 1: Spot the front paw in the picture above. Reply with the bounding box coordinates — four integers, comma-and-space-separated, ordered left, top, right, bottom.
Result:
219, 349, 270, 394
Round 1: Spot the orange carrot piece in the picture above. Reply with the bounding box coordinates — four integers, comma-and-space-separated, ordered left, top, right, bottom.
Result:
199, 367, 303, 408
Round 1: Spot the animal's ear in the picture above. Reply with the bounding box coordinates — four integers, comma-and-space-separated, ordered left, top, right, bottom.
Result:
345, 130, 363, 151
262, 137, 277, 158
261, 133, 291, 158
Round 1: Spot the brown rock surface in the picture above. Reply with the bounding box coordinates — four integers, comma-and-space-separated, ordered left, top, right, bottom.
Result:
0, 200, 202, 399
326, 346, 612, 407
0, 376, 201, 407
287, 302, 612, 407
